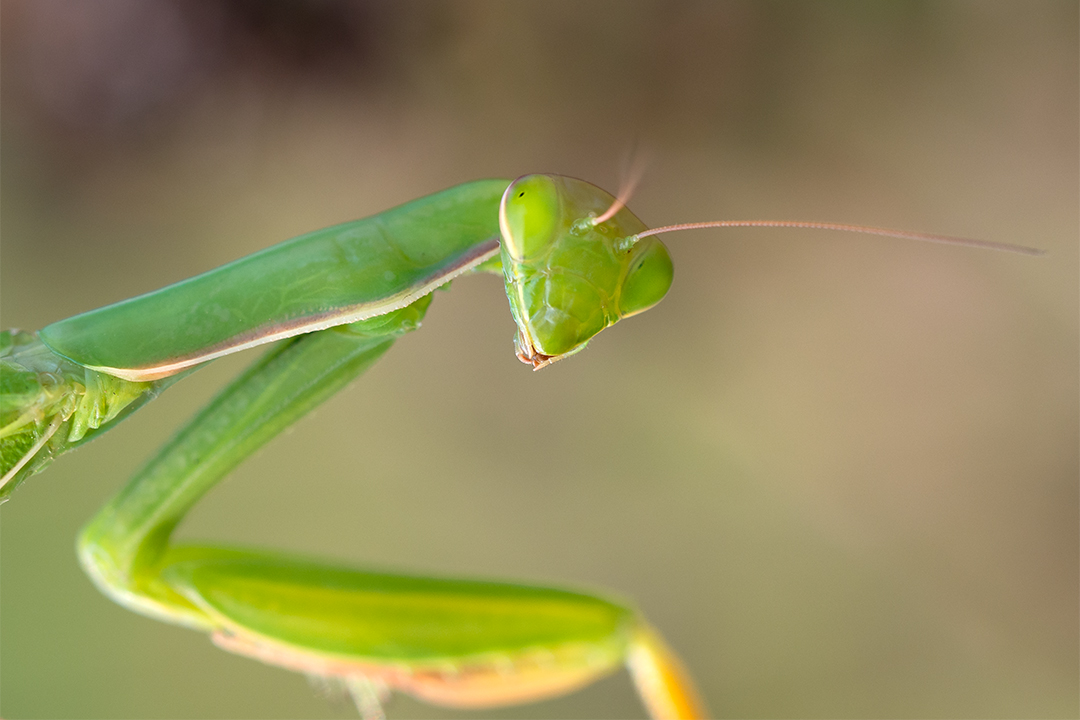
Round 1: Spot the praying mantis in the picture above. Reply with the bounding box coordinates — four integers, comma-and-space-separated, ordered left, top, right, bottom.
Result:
0, 174, 1041, 719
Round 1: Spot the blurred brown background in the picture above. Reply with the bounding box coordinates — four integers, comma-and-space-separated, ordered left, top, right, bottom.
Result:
1, 1, 1076, 718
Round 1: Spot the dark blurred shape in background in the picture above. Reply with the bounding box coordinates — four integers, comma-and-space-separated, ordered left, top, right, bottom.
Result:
5, 0, 404, 156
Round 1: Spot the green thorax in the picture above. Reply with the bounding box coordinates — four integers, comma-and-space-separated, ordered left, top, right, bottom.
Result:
38, 179, 509, 379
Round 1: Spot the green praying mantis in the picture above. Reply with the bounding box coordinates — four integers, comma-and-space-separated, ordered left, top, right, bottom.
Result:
0, 174, 1042, 719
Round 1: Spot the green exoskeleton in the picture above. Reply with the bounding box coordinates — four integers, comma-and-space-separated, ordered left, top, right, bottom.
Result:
0, 174, 1040, 718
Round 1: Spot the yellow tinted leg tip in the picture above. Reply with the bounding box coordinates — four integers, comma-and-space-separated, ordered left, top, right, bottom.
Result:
627, 624, 710, 720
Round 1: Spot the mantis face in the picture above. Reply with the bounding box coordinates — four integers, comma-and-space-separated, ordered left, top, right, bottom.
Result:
498, 174, 674, 369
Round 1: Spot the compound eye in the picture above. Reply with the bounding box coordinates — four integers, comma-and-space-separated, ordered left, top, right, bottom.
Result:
618, 239, 674, 317
500, 175, 560, 261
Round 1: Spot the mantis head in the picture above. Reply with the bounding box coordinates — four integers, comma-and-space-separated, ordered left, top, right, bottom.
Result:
498, 174, 673, 369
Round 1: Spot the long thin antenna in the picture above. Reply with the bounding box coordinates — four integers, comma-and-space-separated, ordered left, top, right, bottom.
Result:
630, 220, 1045, 256
592, 153, 650, 227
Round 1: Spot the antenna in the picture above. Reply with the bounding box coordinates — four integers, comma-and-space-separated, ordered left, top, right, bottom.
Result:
592, 152, 650, 227
624, 220, 1045, 256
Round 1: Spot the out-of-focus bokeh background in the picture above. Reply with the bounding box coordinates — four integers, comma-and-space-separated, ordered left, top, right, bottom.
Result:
1, 1, 1076, 718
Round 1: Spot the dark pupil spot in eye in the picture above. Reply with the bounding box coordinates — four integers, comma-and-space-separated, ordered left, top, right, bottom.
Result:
518, 192, 525, 197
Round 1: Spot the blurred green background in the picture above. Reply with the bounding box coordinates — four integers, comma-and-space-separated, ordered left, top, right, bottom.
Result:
1, 1, 1076, 718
